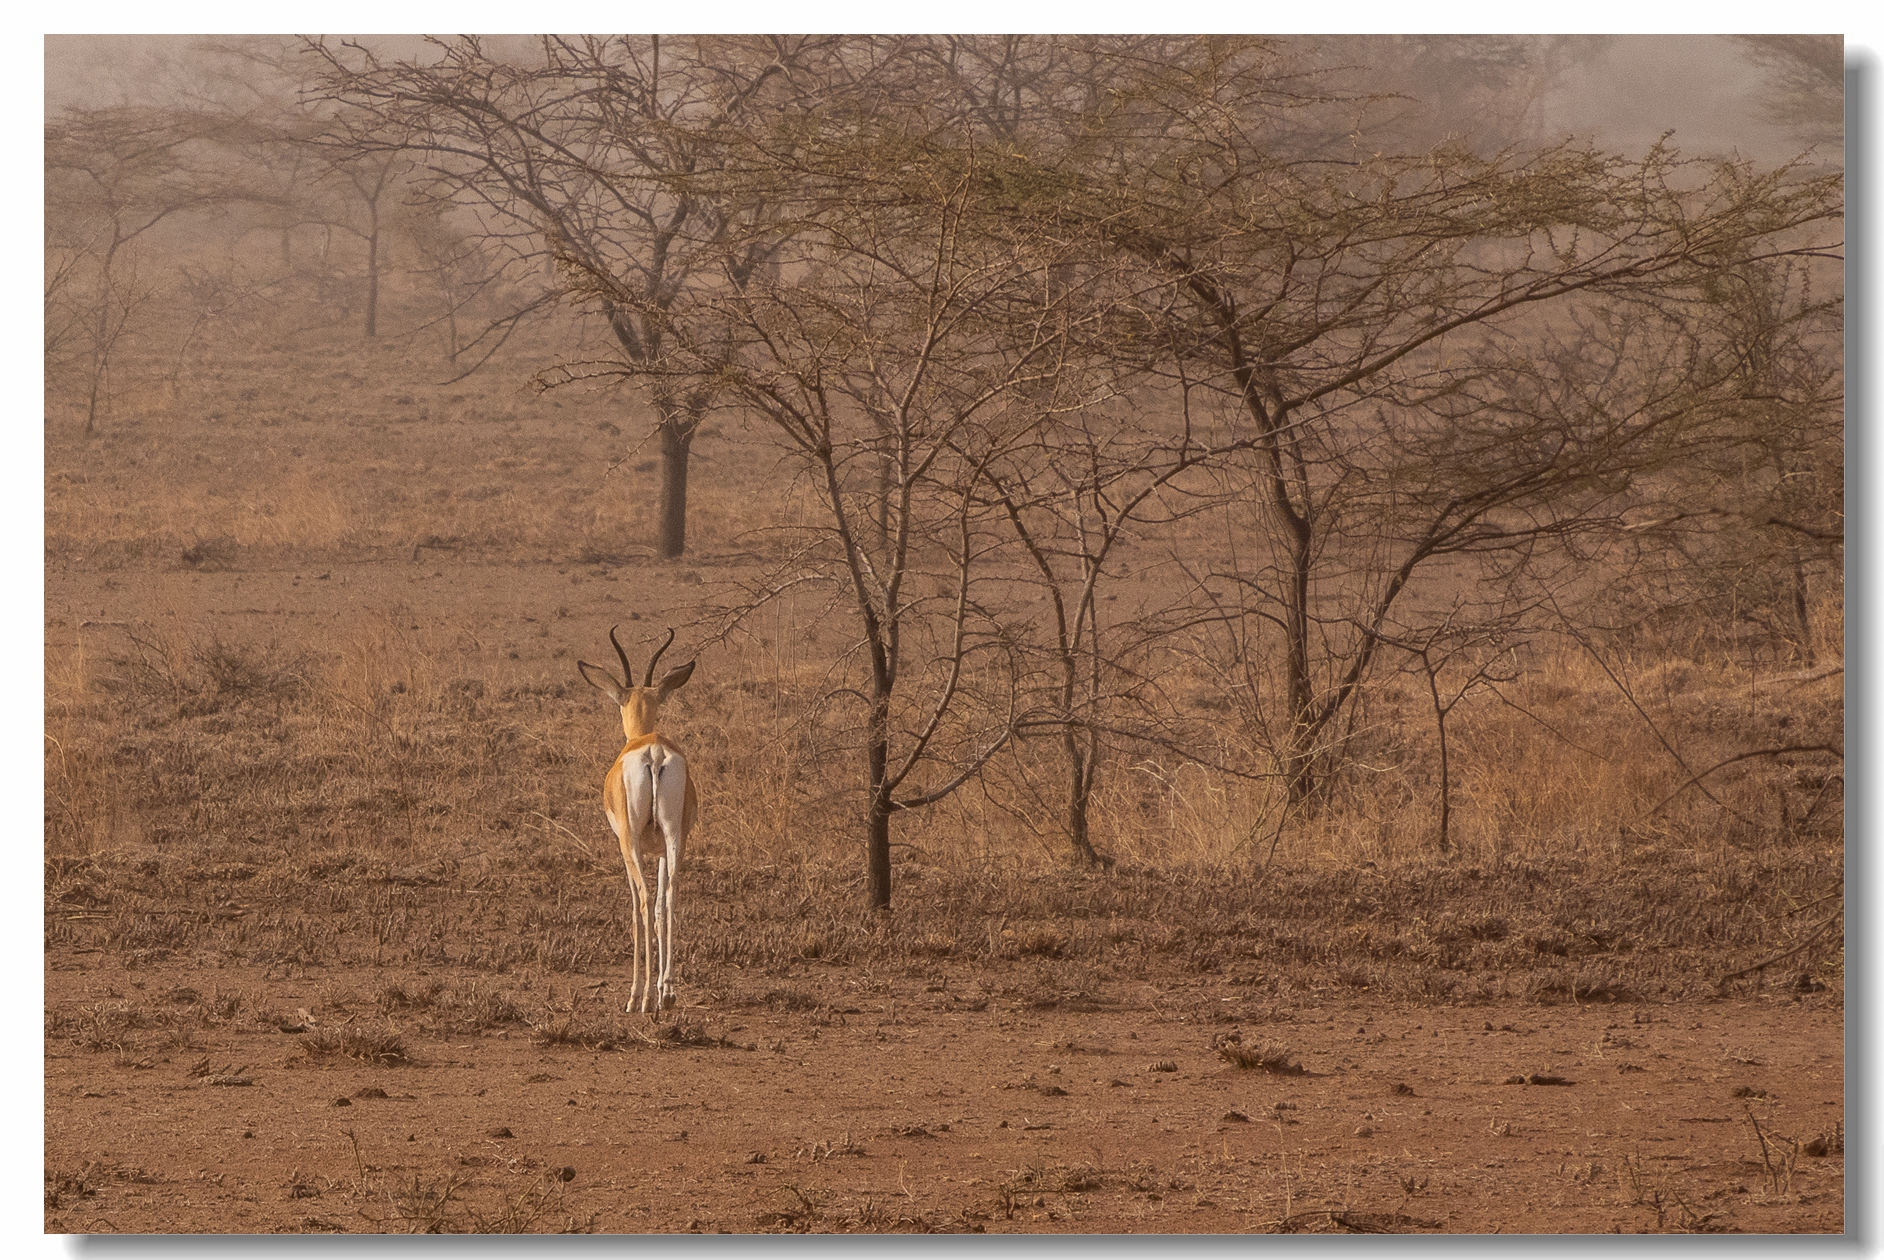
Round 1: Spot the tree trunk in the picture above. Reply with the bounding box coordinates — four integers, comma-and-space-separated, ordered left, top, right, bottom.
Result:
1279, 501, 1318, 806
1228, 348, 1320, 806
1791, 551, 1815, 666
866, 723, 893, 911
364, 226, 380, 339
1063, 726, 1101, 866
657, 412, 693, 559
1435, 712, 1452, 854
84, 236, 122, 438
1428, 670, 1453, 855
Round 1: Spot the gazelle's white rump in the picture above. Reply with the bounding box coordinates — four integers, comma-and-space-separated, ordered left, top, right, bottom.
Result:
622, 743, 688, 851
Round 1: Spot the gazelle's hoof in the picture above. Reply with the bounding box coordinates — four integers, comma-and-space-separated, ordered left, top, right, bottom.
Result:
660, 991, 677, 1011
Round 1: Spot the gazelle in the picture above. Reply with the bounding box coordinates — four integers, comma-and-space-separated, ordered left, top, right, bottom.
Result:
578, 626, 698, 1013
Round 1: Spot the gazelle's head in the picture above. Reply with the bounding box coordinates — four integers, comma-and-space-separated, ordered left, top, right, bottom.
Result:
578, 625, 696, 742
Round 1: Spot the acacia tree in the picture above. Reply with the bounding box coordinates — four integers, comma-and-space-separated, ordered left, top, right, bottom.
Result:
1732, 35, 1843, 154
399, 197, 510, 364
330, 148, 412, 338
636, 98, 1130, 907
309, 34, 837, 558
1606, 250, 1843, 664
981, 384, 1261, 866
46, 107, 238, 434
1288, 35, 1613, 154
184, 39, 413, 339
1038, 37, 1844, 807
1710, 257, 1843, 663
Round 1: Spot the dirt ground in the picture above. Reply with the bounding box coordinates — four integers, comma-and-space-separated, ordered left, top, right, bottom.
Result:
45, 561, 1845, 1236
44, 951, 1843, 1235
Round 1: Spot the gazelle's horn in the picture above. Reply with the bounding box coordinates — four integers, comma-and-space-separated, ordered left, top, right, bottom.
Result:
609, 624, 636, 689
645, 626, 677, 681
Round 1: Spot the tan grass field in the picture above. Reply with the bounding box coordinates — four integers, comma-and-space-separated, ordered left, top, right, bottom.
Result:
45, 331, 1843, 1233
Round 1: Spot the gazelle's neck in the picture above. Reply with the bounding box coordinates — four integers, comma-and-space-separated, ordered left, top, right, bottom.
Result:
621, 691, 663, 742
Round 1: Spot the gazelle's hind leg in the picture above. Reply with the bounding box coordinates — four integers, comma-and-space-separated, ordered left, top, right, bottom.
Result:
618, 753, 661, 1013
665, 850, 679, 1008
654, 855, 672, 1009
651, 749, 689, 1010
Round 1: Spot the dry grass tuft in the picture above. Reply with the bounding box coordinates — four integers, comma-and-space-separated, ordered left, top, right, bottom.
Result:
1215, 1034, 1306, 1075
305, 1024, 412, 1065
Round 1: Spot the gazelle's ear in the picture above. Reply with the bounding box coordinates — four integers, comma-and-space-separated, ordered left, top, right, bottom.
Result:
577, 660, 626, 706
657, 660, 696, 697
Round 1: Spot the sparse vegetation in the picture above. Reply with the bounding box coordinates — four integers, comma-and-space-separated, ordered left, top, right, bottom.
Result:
45, 32, 1841, 1237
